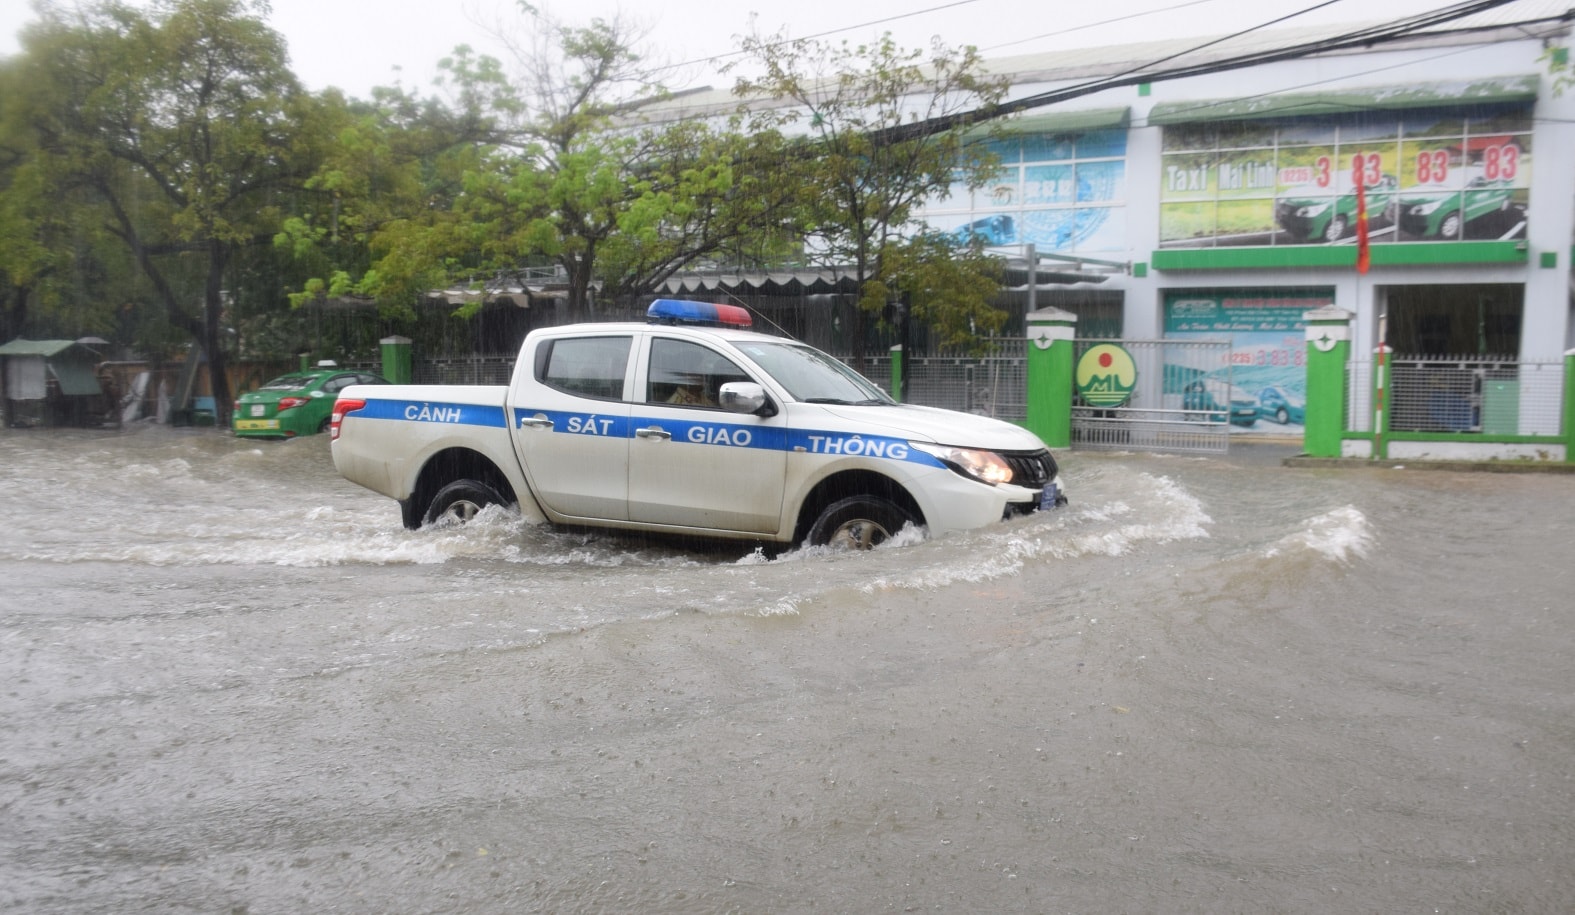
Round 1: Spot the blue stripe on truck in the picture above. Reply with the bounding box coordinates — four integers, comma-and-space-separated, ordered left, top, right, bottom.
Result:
354, 398, 509, 428
357, 398, 947, 470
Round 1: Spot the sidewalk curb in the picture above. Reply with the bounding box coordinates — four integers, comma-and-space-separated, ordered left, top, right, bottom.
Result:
1283, 455, 1575, 474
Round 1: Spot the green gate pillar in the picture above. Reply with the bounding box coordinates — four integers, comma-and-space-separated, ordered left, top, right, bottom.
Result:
1302, 306, 1352, 458
889, 344, 904, 404
1564, 349, 1575, 463
380, 336, 413, 385
1026, 307, 1078, 448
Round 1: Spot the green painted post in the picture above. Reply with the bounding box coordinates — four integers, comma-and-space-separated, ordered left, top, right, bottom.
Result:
889, 344, 903, 404
1564, 349, 1575, 463
380, 335, 413, 385
1301, 306, 1352, 458
1025, 307, 1077, 448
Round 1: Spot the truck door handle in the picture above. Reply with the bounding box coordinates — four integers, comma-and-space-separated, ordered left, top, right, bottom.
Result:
518, 414, 553, 429
635, 426, 671, 441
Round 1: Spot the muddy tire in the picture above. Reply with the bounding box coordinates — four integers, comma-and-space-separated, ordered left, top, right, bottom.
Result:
806, 496, 914, 551
423, 479, 507, 527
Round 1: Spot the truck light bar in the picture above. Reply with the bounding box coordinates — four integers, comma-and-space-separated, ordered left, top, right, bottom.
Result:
646, 299, 752, 328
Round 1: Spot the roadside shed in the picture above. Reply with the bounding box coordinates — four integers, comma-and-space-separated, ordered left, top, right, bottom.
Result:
0, 338, 108, 427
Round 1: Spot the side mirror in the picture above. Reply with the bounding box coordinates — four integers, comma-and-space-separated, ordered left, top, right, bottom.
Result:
718, 381, 774, 416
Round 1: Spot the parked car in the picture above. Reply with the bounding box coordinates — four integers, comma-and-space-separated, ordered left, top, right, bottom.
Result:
1274, 174, 1398, 243
1397, 170, 1517, 239
1256, 385, 1306, 425
1182, 379, 1258, 426
233, 363, 388, 439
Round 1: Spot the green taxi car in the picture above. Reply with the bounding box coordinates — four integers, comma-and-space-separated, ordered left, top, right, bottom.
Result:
1274, 174, 1398, 244
1397, 173, 1516, 239
232, 364, 388, 439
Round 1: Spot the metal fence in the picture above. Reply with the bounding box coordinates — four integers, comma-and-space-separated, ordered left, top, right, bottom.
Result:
846, 338, 1030, 420
1347, 355, 1565, 436
412, 356, 515, 386
1071, 338, 1234, 454
380, 337, 1242, 456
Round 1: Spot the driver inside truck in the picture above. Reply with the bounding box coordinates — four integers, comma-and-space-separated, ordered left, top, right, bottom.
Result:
666, 375, 713, 406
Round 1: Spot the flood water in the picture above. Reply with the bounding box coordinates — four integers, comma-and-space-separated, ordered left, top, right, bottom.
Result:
1, 424, 1571, 914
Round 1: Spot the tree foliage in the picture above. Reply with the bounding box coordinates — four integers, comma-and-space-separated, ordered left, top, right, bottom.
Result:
0, 0, 1025, 406
18, 0, 324, 422
287, 10, 800, 329
730, 30, 1011, 363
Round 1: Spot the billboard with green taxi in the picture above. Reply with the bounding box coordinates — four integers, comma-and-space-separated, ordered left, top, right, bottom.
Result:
1159, 111, 1531, 249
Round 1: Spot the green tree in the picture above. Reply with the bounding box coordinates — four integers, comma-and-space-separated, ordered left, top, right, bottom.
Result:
20, 0, 323, 424
449, 11, 784, 319
880, 232, 1007, 353
306, 11, 799, 328
731, 31, 1011, 364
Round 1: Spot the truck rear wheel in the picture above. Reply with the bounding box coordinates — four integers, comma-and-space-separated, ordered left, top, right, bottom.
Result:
423, 479, 506, 527
806, 496, 914, 550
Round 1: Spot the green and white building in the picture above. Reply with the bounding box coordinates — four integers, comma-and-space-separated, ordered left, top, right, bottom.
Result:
654, 2, 1575, 460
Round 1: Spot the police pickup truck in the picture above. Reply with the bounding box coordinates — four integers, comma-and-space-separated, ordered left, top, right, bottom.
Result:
330, 300, 1067, 550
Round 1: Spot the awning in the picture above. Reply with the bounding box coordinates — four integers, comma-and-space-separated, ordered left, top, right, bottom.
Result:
996, 106, 1131, 135
0, 338, 83, 358
1148, 74, 1539, 125
657, 270, 862, 297
51, 360, 103, 396
0, 339, 104, 397
657, 264, 1109, 297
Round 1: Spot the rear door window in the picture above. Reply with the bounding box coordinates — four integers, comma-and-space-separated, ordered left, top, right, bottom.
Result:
536, 336, 633, 400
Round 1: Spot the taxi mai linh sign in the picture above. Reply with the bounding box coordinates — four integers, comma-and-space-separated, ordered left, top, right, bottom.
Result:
1075, 343, 1137, 408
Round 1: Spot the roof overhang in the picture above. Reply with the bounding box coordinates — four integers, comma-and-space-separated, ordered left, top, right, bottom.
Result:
984, 106, 1131, 136
658, 262, 1111, 297
1148, 74, 1539, 124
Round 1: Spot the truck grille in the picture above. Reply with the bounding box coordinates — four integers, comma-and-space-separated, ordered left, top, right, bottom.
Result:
1003, 449, 1056, 487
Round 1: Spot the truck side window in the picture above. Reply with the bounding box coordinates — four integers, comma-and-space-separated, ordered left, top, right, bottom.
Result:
537, 336, 632, 400
646, 338, 749, 408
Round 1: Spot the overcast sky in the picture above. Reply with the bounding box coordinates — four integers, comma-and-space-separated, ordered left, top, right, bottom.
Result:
0, 0, 1468, 99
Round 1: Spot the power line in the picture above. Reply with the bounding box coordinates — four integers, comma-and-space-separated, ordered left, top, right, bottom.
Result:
645, 0, 987, 76
867, 0, 1531, 145
980, 0, 1312, 55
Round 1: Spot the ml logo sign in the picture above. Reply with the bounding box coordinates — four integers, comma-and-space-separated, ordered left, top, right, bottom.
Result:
1075, 343, 1137, 407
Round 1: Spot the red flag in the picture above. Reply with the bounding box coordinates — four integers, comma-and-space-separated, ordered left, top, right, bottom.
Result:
1355, 175, 1371, 274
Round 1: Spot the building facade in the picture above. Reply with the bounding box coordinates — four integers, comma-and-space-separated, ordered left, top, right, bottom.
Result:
914, 5, 1574, 452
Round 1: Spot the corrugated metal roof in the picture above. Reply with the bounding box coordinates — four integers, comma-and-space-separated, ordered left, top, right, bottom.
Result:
657, 264, 1109, 296
0, 339, 84, 358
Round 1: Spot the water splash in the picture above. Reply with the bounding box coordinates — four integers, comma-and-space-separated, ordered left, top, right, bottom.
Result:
1263, 505, 1372, 563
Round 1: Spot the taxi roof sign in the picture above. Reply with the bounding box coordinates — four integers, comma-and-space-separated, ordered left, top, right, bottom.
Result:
646, 299, 752, 328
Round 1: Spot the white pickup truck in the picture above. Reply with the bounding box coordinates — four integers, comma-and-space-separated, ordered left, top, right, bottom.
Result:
330, 300, 1067, 549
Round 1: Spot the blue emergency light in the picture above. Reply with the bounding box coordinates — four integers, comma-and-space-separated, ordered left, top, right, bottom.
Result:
646, 299, 752, 328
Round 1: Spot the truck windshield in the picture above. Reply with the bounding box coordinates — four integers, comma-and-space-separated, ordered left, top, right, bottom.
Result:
736, 341, 893, 405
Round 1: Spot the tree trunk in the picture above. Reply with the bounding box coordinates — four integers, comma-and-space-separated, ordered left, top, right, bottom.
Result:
203, 243, 233, 427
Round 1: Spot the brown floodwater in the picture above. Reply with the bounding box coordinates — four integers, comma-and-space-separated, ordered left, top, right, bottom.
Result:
1, 424, 1570, 913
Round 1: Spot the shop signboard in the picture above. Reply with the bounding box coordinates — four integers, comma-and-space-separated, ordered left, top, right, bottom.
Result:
1159, 113, 1531, 250
1163, 290, 1331, 434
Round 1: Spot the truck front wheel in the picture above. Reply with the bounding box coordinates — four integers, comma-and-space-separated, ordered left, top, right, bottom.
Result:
806, 496, 915, 550
423, 479, 507, 527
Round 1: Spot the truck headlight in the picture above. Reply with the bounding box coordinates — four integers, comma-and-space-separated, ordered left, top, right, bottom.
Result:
910, 443, 1014, 485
